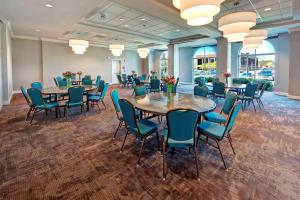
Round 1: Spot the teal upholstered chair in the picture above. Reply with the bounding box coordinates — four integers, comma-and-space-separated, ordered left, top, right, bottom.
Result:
254, 82, 267, 110
20, 86, 34, 122
194, 85, 209, 97
140, 74, 147, 81
238, 83, 258, 111
134, 85, 147, 97
162, 109, 200, 180
150, 79, 160, 93
88, 80, 105, 97
27, 88, 59, 124
197, 102, 242, 169
31, 82, 43, 90
111, 90, 141, 139
204, 92, 237, 124
94, 75, 101, 86
82, 75, 92, 85
117, 74, 126, 87
53, 77, 59, 87
64, 87, 85, 118
121, 74, 128, 86
213, 81, 226, 99
118, 99, 159, 165
87, 83, 109, 111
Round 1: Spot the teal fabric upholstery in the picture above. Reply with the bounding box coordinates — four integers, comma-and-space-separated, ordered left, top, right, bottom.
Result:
36, 102, 58, 110
94, 75, 101, 86
164, 109, 199, 148
20, 86, 31, 106
31, 82, 43, 90
238, 83, 258, 111
194, 85, 208, 97
204, 112, 227, 124
134, 85, 147, 96
87, 83, 109, 107
88, 80, 105, 97
198, 121, 226, 140
82, 79, 92, 85
111, 90, 121, 113
66, 87, 84, 107
27, 88, 58, 110
213, 82, 226, 98
150, 79, 160, 92
129, 119, 157, 135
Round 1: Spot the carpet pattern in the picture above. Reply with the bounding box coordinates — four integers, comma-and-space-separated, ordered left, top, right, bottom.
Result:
0, 85, 299, 200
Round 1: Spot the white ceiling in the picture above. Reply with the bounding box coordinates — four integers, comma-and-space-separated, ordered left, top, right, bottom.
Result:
0, 0, 299, 49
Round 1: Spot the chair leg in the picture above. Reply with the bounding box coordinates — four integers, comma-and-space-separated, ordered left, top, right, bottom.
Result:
256, 99, 262, 110
120, 130, 129, 152
251, 100, 256, 112
137, 137, 146, 166
156, 131, 160, 151
30, 109, 36, 125
81, 105, 83, 113
101, 101, 106, 110
162, 143, 167, 180
113, 121, 123, 139
96, 103, 101, 111
216, 140, 227, 169
259, 99, 265, 109
227, 134, 236, 155
25, 107, 32, 121
193, 146, 200, 181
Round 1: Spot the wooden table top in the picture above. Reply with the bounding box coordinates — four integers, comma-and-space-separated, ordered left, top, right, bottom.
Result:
42, 85, 97, 95
125, 92, 216, 115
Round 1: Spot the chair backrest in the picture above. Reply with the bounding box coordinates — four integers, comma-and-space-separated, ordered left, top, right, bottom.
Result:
68, 87, 84, 104
111, 90, 121, 113
194, 85, 208, 97
127, 75, 133, 83
58, 79, 67, 87
31, 82, 43, 90
134, 85, 147, 96
224, 102, 242, 137
175, 77, 180, 86
20, 86, 31, 106
213, 82, 225, 95
150, 79, 160, 90
82, 79, 92, 85
198, 77, 206, 86
141, 74, 147, 81
95, 75, 101, 86
244, 83, 257, 98
27, 88, 44, 107
100, 83, 109, 99
121, 74, 127, 82
222, 92, 237, 115
98, 80, 105, 93
259, 82, 268, 98
166, 109, 199, 145
53, 78, 59, 87
134, 78, 141, 85
119, 99, 138, 130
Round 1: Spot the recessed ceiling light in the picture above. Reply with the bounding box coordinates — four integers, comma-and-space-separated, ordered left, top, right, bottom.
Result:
176, 29, 180, 32
124, 24, 129, 28
45, 4, 53, 8
159, 33, 163, 36
264, 7, 271, 11
119, 18, 124, 21
36, 29, 41, 32
141, 18, 146, 21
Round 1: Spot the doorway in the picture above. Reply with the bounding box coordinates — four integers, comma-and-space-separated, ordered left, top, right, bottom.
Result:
112, 60, 122, 84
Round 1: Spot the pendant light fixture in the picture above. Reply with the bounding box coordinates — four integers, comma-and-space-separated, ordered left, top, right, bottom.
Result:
137, 48, 149, 58
243, 29, 268, 49
109, 44, 124, 56
69, 40, 89, 54
173, 0, 225, 26
218, 11, 257, 42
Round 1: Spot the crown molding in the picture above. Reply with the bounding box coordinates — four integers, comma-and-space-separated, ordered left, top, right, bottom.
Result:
288, 26, 300, 33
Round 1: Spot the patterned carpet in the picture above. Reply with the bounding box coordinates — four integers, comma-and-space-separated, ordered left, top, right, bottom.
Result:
0, 85, 299, 200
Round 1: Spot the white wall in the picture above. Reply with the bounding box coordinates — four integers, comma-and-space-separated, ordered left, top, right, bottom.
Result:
0, 22, 3, 109
288, 30, 300, 97
12, 38, 42, 90
11, 38, 142, 89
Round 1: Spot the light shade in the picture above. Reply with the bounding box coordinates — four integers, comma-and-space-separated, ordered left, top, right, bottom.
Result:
137, 48, 149, 58
243, 29, 268, 49
69, 40, 89, 54
109, 44, 124, 56
173, 0, 225, 26
218, 11, 257, 42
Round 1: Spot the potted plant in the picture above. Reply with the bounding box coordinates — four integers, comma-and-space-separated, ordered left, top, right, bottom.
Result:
63, 71, 75, 88
162, 75, 176, 101
223, 72, 231, 84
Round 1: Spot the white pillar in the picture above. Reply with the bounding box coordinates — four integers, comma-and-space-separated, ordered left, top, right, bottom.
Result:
216, 37, 231, 82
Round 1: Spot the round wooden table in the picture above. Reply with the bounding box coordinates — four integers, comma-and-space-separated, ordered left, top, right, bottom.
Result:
206, 82, 246, 90
42, 85, 97, 95
125, 92, 216, 116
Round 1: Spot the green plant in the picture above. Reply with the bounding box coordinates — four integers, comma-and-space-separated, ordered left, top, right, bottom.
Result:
232, 78, 273, 91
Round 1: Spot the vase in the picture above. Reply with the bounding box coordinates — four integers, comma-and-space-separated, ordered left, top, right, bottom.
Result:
226, 77, 228, 84
67, 77, 72, 88
166, 84, 173, 102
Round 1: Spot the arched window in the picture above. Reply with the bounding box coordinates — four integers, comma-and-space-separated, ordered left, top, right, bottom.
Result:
193, 46, 217, 80
160, 51, 168, 78
239, 40, 275, 81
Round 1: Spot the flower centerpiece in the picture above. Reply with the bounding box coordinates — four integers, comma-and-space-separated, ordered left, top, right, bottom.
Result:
162, 75, 176, 101
223, 72, 231, 84
150, 70, 157, 80
63, 71, 75, 87
77, 71, 82, 81
131, 70, 137, 78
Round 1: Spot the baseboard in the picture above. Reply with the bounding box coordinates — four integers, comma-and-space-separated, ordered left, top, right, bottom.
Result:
3, 91, 19, 105
274, 92, 288, 96
288, 95, 300, 100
